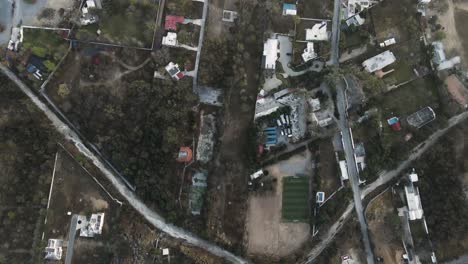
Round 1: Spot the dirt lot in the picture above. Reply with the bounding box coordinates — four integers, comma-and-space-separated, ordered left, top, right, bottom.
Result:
366, 190, 404, 264
433, 0, 468, 66
245, 151, 312, 258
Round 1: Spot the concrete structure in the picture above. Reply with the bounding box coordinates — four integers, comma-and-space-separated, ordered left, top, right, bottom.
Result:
44, 239, 63, 260
302, 42, 317, 62
222, 10, 238, 22
407, 107, 436, 128
79, 213, 105, 237
282, 3, 297, 16
165, 62, 184, 80
432, 42, 461, 70
162, 32, 178, 46
404, 171, 424, 220
444, 75, 468, 107
306, 22, 329, 41
362, 50, 396, 73
262, 38, 280, 70
196, 114, 216, 163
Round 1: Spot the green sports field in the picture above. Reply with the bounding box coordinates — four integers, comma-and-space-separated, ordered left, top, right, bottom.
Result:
282, 176, 310, 222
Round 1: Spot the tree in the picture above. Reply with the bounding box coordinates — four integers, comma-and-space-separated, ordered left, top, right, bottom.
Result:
433, 30, 446, 41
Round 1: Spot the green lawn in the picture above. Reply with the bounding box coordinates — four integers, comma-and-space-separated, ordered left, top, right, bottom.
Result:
282, 176, 309, 222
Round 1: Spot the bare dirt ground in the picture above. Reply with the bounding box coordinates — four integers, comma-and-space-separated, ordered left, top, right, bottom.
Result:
366, 190, 404, 264
317, 140, 341, 195
245, 151, 312, 258
433, 0, 468, 66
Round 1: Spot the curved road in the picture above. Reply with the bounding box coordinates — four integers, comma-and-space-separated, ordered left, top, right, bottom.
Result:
0, 64, 248, 264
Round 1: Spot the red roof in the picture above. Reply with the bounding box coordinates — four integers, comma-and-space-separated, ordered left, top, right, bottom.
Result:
391, 121, 401, 131
165, 15, 184, 30
176, 71, 184, 79
176, 147, 192, 162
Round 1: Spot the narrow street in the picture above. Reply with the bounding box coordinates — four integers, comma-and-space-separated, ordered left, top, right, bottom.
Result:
336, 77, 375, 264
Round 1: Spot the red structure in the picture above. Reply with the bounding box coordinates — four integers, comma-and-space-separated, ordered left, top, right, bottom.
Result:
164, 15, 184, 31
176, 147, 193, 162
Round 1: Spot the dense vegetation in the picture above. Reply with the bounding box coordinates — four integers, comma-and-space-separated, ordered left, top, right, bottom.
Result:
415, 128, 468, 258
0, 74, 58, 263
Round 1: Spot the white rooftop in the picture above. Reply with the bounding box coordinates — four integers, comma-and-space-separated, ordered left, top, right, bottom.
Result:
405, 180, 423, 220
432, 41, 446, 64
362, 50, 396, 72
339, 160, 349, 180
263, 38, 279, 70
306, 22, 329, 41
162, 32, 178, 46
44, 239, 63, 260
79, 213, 105, 237
302, 42, 317, 62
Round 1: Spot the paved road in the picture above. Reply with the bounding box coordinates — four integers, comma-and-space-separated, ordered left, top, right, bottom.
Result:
192, 0, 209, 91
65, 215, 78, 264
336, 77, 375, 264
329, 0, 342, 65
0, 64, 248, 264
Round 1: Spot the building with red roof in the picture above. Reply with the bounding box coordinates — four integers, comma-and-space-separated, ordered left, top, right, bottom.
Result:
165, 15, 185, 31
177, 147, 193, 162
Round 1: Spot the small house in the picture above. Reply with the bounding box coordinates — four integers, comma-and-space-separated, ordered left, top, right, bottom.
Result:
176, 147, 193, 162
282, 3, 297, 16
165, 62, 184, 80
302, 42, 317, 62
44, 239, 63, 260
162, 32, 178, 46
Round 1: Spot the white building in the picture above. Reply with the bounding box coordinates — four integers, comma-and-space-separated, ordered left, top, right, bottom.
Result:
432, 41, 446, 64
80, 213, 105, 237
162, 32, 178, 46
44, 239, 63, 260
302, 42, 317, 62
404, 172, 424, 220
306, 22, 329, 41
262, 38, 280, 70
339, 160, 349, 180
8, 27, 21, 51
282, 3, 297, 16
81, 0, 99, 25
165, 62, 184, 80
345, 0, 378, 26
362, 50, 396, 73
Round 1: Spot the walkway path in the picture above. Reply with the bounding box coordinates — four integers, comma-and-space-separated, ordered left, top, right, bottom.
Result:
0, 64, 248, 264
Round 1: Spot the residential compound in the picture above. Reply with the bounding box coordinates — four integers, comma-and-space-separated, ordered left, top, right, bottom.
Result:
0, 0, 467, 262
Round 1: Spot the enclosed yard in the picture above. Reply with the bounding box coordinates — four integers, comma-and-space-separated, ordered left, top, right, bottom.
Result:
282, 176, 310, 222
76, 0, 159, 47
245, 151, 312, 258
